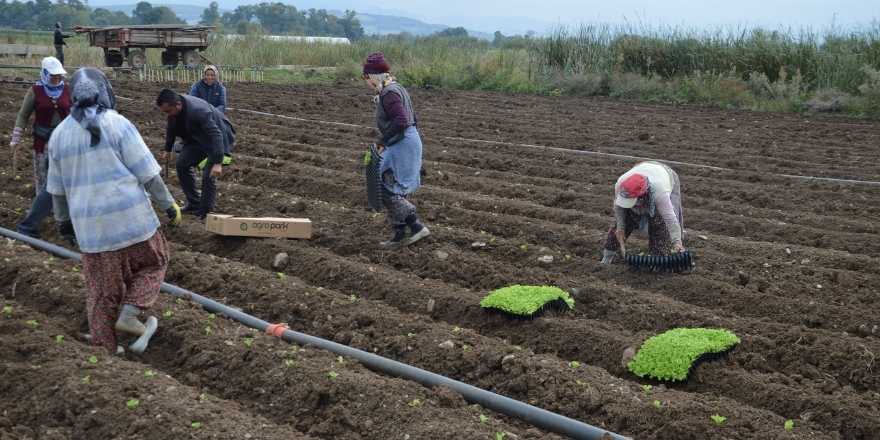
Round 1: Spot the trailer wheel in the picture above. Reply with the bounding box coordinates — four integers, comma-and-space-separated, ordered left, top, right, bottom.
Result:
105, 50, 124, 68
182, 50, 200, 67
161, 50, 179, 66
127, 49, 146, 68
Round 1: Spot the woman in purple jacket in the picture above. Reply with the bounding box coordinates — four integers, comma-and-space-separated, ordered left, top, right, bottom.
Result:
363, 52, 430, 248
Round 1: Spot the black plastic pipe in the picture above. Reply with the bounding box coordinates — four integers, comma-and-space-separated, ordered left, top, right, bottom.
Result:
0, 227, 629, 440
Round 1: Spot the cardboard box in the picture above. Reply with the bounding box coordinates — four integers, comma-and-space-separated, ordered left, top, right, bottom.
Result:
206, 214, 312, 239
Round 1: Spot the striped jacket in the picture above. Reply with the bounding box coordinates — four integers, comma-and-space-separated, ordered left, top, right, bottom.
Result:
46, 110, 162, 253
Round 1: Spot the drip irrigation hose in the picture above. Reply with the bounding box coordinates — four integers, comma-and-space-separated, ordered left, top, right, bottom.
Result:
626, 251, 695, 272
0, 227, 628, 440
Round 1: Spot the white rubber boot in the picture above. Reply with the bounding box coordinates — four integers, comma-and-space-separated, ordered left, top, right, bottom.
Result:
405, 226, 431, 246
129, 316, 158, 355
115, 304, 146, 336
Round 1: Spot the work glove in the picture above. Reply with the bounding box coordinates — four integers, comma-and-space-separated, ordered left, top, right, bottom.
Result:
600, 249, 617, 265
165, 203, 182, 226
10, 127, 22, 147
197, 154, 233, 170
58, 220, 77, 246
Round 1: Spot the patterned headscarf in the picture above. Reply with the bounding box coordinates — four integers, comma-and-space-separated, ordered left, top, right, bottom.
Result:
69, 68, 117, 146
38, 57, 66, 99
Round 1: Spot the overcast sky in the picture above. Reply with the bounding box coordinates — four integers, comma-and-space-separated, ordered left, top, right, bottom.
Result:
94, 0, 880, 35
367, 0, 880, 34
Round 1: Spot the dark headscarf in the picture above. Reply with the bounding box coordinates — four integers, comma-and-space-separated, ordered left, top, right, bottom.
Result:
363, 52, 390, 75
69, 68, 116, 146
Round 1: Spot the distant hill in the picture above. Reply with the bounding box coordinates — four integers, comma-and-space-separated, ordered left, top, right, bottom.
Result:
96, 3, 492, 39
346, 12, 491, 39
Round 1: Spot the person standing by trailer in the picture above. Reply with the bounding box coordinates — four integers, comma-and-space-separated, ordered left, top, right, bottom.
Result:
11, 56, 70, 239
600, 161, 686, 264
363, 52, 430, 248
157, 89, 235, 220
53, 22, 73, 65
46, 68, 182, 354
189, 65, 227, 113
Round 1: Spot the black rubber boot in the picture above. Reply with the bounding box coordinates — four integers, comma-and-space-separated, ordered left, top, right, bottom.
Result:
405, 214, 424, 234
381, 226, 407, 249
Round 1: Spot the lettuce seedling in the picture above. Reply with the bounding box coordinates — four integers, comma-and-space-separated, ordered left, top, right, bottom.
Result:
88, 355, 98, 364
641, 384, 652, 393
126, 399, 140, 409
327, 371, 339, 380
711, 414, 727, 426
479, 414, 489, 424
191, 422, 202, 429
55, 335, 64, 344
569, 361, 581, 369
495, 433, 506, 440
81, 375, 91, 384
784, 419, 794, 432
144, 370, 156, 378
163, 310, 173, 318
243, 337, 254, 347
653, 400, 662, 409
408, 399, 422, 407
480, 285, 575, 316
627, 328, 740, 381
26, 320, 38, 328
2, 305, 11, 316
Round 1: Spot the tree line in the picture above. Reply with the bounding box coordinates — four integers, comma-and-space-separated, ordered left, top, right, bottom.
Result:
0, 0, 363, 40
0, 0, 184, 29
200, 2, 363, 40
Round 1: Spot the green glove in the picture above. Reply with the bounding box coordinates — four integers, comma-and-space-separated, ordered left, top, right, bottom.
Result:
198, 155, 233, 170
165, 203, 182, 226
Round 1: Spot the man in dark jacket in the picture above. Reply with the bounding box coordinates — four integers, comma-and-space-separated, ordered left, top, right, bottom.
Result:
157, 88, 235, 219
53, 23, 72, 65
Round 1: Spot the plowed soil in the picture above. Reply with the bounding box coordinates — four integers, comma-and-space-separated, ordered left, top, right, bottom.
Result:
2, 80, 879, 440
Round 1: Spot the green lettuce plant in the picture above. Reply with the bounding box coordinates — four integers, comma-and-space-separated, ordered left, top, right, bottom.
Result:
479, 285, 575, 316
627, 328, 740, 381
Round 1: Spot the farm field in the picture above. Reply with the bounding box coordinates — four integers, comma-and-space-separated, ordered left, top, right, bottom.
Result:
2, 81, 880, 439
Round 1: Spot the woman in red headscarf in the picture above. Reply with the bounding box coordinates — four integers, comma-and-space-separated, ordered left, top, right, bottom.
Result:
362, 52, 430, 248
601, 161, 685, 264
